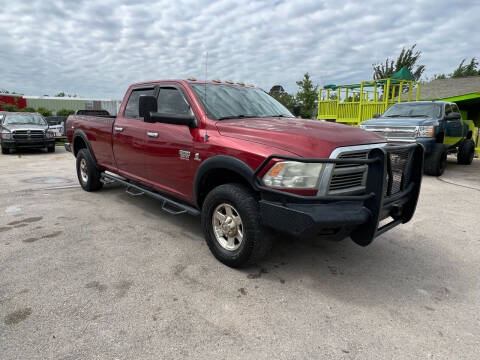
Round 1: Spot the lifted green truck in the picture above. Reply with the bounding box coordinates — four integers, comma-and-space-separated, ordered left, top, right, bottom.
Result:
361, 101, 477, 176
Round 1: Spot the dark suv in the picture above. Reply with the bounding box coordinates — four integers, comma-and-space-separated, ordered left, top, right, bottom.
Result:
361, 101, 476, 176
0, 112, 56, 154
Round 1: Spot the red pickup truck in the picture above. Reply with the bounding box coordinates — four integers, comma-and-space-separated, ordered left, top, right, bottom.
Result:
65, 79, 424, 267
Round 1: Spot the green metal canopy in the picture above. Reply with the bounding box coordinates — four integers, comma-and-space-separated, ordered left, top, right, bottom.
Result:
391, 67, 414, 81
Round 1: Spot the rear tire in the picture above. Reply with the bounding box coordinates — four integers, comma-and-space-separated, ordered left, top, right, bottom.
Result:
457, 139, 475, 165
424, 144, 447, 176
201, 183, 272, 268
76, 149, 103, 191
1, 147, 8, 155
47, 145, 55, 153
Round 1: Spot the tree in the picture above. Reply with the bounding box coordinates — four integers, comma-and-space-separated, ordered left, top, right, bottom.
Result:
0, 103, 19, 112
0, 90, 23, 95
295, 73, 319, 119
57, 109, 76, 116
433, 74, 447, 80
268, 85, 296, 113
36, 107, 52, 117
452, 58, 479, 78
55, 92, 77, 97
372, 44, 425, 81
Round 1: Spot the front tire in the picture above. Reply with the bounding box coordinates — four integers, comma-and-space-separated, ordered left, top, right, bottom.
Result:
457, 139, 475, 165
47, 145, 55, 153
1, 147, 9, 155
424, 144, 447, 176
201, 184, 272, 268
76, 149, 103, 191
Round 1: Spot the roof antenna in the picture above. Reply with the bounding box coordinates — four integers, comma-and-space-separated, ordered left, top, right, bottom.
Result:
203, 51, 209, 142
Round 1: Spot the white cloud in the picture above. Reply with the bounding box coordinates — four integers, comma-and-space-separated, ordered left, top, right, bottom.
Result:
0, 0, 478, 98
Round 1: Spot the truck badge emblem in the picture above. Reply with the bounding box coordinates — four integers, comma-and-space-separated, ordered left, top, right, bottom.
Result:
179, 150, 191, 159
194, 153, 201, 161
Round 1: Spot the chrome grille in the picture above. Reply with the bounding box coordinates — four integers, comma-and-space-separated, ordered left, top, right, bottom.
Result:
13, 130, 44, 139
363, 125, 417, 141
335, 151, 369, 168
328, 151, 369, 195
329, 171, 365, 191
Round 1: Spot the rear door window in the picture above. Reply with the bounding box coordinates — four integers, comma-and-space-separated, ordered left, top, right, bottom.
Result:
124, 88, 155, 119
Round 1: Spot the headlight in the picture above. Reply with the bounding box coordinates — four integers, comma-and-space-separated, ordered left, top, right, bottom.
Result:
46, 131, 54, 138
416, 126, 434, 138
1, 131, 11, 139
262, 161, 324, 189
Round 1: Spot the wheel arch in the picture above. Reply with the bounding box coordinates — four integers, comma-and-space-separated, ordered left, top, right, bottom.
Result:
194, 155, 257, 208
435, 131, 445, 144
72, 130, 96, 162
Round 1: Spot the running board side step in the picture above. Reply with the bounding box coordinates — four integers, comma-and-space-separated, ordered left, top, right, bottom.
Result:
101, 172, 200, 216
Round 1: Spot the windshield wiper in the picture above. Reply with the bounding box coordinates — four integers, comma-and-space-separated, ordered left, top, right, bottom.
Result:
385, 115, 402, 118
261, 114, 293, 118
409, 115, 428, 117
217, 115, 258, 120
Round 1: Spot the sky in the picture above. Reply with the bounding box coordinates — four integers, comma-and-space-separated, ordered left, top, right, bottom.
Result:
0, 0, 479, 99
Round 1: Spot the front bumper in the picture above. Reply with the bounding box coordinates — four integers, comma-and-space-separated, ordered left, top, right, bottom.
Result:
254, 143, 424, 246
416, 138, 436, 154
1, 138, 55, 149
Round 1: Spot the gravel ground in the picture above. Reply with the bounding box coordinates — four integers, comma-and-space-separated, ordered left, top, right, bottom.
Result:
0, 148, 479, 359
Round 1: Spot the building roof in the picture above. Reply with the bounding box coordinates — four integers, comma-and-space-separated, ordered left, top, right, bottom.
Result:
0, 93, 120, 102
417, 75, 480, 100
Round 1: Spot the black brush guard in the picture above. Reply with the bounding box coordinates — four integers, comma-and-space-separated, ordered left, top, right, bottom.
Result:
252, 143, 424, 246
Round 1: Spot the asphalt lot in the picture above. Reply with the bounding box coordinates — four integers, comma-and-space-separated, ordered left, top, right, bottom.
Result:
1, 147, 479, 359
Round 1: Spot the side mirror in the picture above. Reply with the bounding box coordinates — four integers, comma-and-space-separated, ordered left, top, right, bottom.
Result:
446, 112, 461, 120
293, 105, 301, 117
373, 113, 381, 118
139, 95, 158, 123
149, 112, 195, 127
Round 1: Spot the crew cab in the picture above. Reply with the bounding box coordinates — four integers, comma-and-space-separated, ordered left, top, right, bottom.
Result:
361, 101, 476, 176
65, 80, 424, 267
1, 112, 56, 154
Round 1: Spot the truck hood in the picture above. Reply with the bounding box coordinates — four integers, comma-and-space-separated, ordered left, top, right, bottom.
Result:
216, 117, 386, 158
4, 124, 48, 131
362, 117, 437, 127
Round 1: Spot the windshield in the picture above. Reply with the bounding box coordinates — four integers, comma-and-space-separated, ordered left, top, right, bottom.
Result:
382, 103, 442, 118
191, 84, 294, 120
4, 114, 47, 126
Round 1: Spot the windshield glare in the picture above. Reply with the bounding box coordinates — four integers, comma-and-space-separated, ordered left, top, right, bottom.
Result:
382, 103, 442, 118
191, 84, 294, 120
4, 114, 47, 126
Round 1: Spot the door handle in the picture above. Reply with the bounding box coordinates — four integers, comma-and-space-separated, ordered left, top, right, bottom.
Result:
147, 132, 158, 138
114, 126, 124, 132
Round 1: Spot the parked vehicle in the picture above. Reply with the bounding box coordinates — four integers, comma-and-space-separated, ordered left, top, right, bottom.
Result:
361, 101, 477, 176
65, 80, 423, 267
45, 116, 68, 137
1, 112, 56, 154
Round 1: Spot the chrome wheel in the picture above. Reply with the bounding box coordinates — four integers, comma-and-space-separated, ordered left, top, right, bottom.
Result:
212, 203, 244, 251
80, 158, 88, 183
